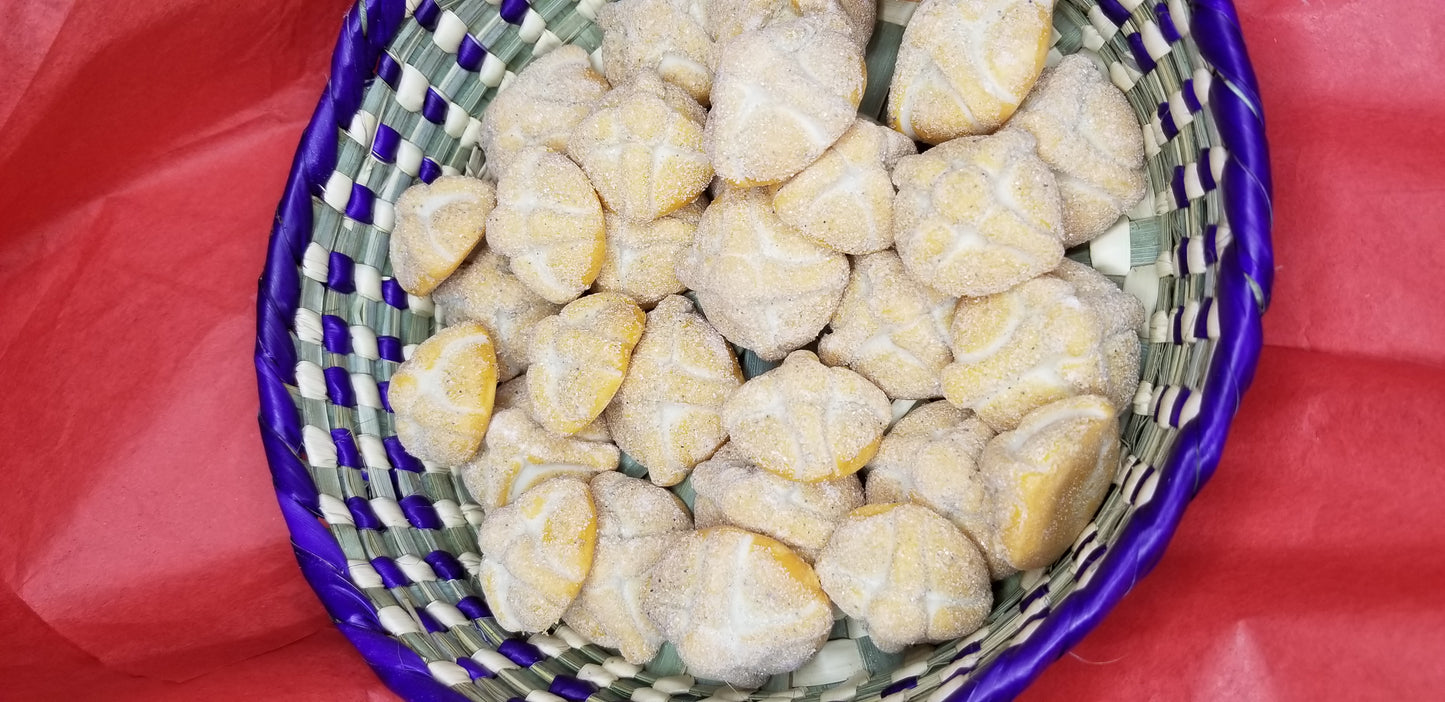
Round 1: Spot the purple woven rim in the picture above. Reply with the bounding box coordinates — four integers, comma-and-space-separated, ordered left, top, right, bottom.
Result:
253, 1, 1274, 699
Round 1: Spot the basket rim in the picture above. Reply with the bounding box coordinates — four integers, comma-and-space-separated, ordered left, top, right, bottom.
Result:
252, 0, 1275, 699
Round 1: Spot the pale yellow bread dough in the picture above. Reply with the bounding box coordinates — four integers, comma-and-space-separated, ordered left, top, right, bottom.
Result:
460, 408, 618, 512
526, 293, 646, 436
979, 395, 1120, 571
691, 444, 863, 562
563, 472, 692, 663
818, 250, 955, 400
643, 526, 833, 686
674, 187, 849, 360
772, 119, 917, 255
598, 0, 716, 105
887, 0, 1053, 144
477, 478, 598, 633
389, 176, 495, 295
388, 321, 498, 466
706, 0, 873, 50
705, 0, 799, 46
721, 350, 891, 482
892, 129, 1064, 298
814, 503, 992, 652
594, 200, 703, 308
568, 73, 713, 222
432, 250, 558, 381
603, 295, 744, 486
940, 261, 1144, 431
863, 401, 1014, 579
486, 147, 606, 305
705, 15, 865, 186
1009, 54, 1147, 246
478, 46, 610, 177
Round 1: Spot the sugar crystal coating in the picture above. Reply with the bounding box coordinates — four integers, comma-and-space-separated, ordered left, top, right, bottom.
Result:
389, 176, 495, 295
486, 147, 606, 305
569, 73, 713, 222
388, 322, 498, 466
692, 444, 863, 562
815, 503, 992, 652
478, 46, 610, 177
527, 293, 646, 435
598, 0, 716, 105
940, 261, 1144, 431
460, 408, 618, 512
1010, 55, 1147, 245
495, 373, 611, 442
705, 15, 865, 186
887, 0, 1053, 143
772, 119, 917, 255
863, 401, 1014, 578
595, 200, 703, 308
980, 395, 1120, 570
478, 478, 598, 633
604, 296, 744, 486
892, 130, 1064, 298
564, 472, 692, 663
705, 0, 799, 45
675, 187, 849, 360
1053, 258, 1148, 409
818, 251, 956, 399
433, 250, 559, 381
793, 0, 877, 50
642, 527, 833, 686
722, 350, 891, 482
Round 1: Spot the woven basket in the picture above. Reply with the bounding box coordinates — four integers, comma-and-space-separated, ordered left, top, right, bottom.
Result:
255, 0, 1273, 699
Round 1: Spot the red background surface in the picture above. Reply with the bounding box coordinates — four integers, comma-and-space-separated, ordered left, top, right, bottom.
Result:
2, 0, 1443, 699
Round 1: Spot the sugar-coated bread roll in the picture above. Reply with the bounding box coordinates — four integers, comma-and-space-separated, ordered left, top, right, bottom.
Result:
722, 351, 892, 482
604, 296, 744, 486
494, 374, 611, 443
772, 119, 917, 255
892, 130, 1064, 298
478, 478, 598, 633
1010, 55, 1147, 246
863, 402, 1014, 579
569, 73, 713, 222
979, 395, 1119, 571
705, 0, 872, 49
675, 187, 849, 360
478, 46, 610, 177
486, 147, 606, 305
460, 408, 618, 512
692, 444, 863, 562
643, 527, 833, 687
705, 0, 798, 45
887, 0, 1053, 143
815, 503, 992, 653
564, 473, 692, 663
591, 471, 694, 540
793, 0, 877, 50
706, 15, 865, 186
598, 0, 715, 105
526, 293, 646, 436
389, 176, 495, 295
1052, 258, 1147, 409
432, 250, 559, 381
594, 200, 703, 308
818, 251, 955, 400
940, 261, 1143, 431
388, 322, 498, 466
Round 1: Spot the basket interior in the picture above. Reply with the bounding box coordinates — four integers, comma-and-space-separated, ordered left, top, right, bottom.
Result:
274, 0, 1238, 699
